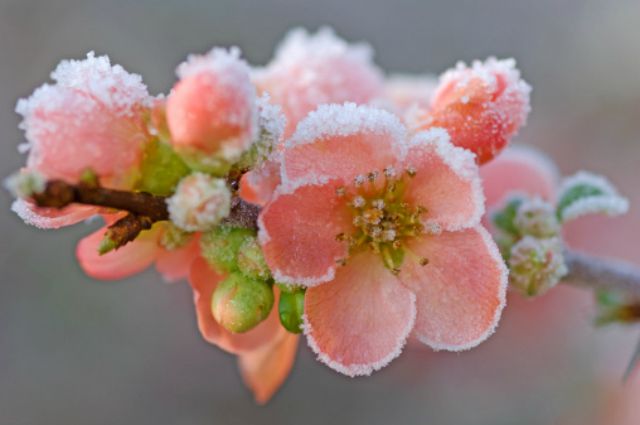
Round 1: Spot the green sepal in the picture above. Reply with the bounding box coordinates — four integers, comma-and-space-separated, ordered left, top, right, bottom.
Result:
278, 285, 305, 334
137, 139, 190, 196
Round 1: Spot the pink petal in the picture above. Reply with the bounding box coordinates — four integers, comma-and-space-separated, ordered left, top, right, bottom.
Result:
188, 257, 281, 354
259, 177, 351, 287
238, 159, 282, 207
304, 252, 416, 376
76, 225, 160, 280
281, 103, 405, 185
155, 236, 200, 283
238, 330, 300, 404
481, 145, 558, 209
400, 226, 508, 351
403, 130, 484, 231
12, 199, 98, 229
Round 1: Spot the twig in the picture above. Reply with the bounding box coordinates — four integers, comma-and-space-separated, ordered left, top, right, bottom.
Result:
564, 250, 640, 298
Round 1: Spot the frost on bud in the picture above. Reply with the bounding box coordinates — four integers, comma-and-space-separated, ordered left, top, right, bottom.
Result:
237, 237, 271, 280
200, 225, 255, 273
556, 171, 629, 223
514, 197, 560, 238
166, 173, 231, 232
4, 170, 45, 199
278, 285, 305, 334
166, 47, 257, 173
508, 236, 568, 297
417, 57, 531, 164
211, 272, 274, 333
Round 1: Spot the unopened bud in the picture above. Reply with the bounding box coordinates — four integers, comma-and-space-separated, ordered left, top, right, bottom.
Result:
508, 236, 568, 296
167, 173, 231, 232
278, 285, 305, 333
514, 198, 560, 238
211, 272, 274, 333
200, 225, 255, 273
237, 237, 270, 280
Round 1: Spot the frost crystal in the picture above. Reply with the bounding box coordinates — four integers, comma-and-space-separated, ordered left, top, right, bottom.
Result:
509, 236, 568, 297
167, 173, 231, 232
4, 170, 45, 199
557, 171, 629, 222
514, 197, 560, 238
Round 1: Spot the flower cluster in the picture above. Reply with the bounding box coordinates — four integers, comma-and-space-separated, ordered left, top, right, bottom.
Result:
5, 27, 631, 403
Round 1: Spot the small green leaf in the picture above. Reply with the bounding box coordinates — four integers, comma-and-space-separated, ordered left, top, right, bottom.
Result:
138, 139, 190, 196
492, 196, 524, 237
556, 184, 604, 220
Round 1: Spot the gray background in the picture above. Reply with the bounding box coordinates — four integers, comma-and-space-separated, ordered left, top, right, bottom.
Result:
1, 1, 639, 424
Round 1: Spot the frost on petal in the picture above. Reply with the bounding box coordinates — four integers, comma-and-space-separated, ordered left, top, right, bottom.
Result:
239, 157, 282, 207
76, 224, 160, 280
166, 173, 231, 232
282, 103, 405, 184
400, 226, 508, 351
418, 58, 531, 164
16, 54, 152, 186
304, 252, 416, 377
11, 199, 97, 229
155, 236, 200, 283
254, 27, 384, 138
481, 145, 559, 209
188, 257, 281, 354
557, 171, 629, 223
258, 177, 351, 287
403, 129, 484, 231
167, 47, 257, 160
238, 329, 299, 404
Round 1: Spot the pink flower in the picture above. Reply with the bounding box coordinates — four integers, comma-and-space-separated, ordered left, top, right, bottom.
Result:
258, 103, 508, 376
76, 216, 200, 283
166, 48, 257, 163
254, 27, 384, 139
416, 58, 531, 164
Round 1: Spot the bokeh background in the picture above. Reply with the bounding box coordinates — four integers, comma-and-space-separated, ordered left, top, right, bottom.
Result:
1, 0, 639, 424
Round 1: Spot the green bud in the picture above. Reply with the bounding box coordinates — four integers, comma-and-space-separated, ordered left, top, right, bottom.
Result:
237, 237, 271, 280
98, 234, 118, 255
508, 236, 568, 297
492, 195, 525, 237
160, 223, 192, 250
138, 139, 190, 196
514, 198, 560, 238
278, 286, 305, 334
200, 225, 255, 273
211, 273, 274, 333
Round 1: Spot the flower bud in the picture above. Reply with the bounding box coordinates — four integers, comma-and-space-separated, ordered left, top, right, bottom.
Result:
237, 237, 271, 280
211, 272, 274, 333
166, 48, 257, 172
508, 236, 568, 296
514, 198, 560, 238
166, 173, 231, 232
417, 58, 531, 164
200, 225, 255, 272
278, 286, 305, 334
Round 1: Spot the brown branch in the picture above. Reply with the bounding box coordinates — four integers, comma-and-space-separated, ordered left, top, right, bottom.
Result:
563, 250, 640, 299
99, 214, 154, 254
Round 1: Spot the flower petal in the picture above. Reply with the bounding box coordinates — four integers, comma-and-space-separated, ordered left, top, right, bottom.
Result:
188, 257, 280, 354
258, 176, 351, 287
282, 103, 405, 185
481, 145, 558, 209
155, 236, 200, 283
304, 252, 416, 376
12, 199, 97, 229
76, 225, 160, 280
238, 330, 299, 404
404, 129, 484, 231
400, 226, 508, 351
238, 158, 281, 207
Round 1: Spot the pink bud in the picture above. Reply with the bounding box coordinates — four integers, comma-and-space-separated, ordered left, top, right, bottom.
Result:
166, 48, 257, 163
417, 58, 531, 164
16, 52, 153, 188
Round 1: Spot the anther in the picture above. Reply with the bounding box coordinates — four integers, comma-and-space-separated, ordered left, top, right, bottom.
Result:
382, 229, 396, 242
354, 175, 366, 186
336, 258, 347, 267
419, 257, 429, 266
383, 166, 396, 178
367, 171, 379, 182
352, 196, 365, 208
406, 167, 417, 177
335, 187, 346, 197
335, 232, 346, 241
372, 199, 385, 210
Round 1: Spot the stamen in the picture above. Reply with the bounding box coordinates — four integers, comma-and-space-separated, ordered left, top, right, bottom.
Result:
354, 175, 366, 186
384, 166, 396, 178
335, 186, 346, 197
367, 171, 379, 182
382, 229, 396, 241
352, 196, 365, 208
419, 257, 429, 266
372, 199, 385, 210
406, 166, 417, 177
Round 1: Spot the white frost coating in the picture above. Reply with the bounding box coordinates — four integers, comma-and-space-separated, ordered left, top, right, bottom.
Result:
303, 291, 417, 377
47, 51, 151, 114
256, 93, 286, 144
558, 171, 629, 222
4, 170, 45, 198
416, 226, 509, 352
433, 57, 532, 127
167, 173, 231, 232
257, 174, 342, 287
407, 128, 486, 231
286, 102, 407, 150
11, 199, 95, 229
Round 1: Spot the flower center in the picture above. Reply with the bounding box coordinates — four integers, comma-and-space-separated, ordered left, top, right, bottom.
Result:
335, 166, 429, 274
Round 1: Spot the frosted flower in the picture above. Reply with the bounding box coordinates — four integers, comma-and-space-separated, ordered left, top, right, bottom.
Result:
167, 173, 231, 232
16, 52, 153, 187
254, 27, 384, 138
259, 104, 507, 376
384, 73, 438, 113
557, 171, 629, 223
167, 47, 258, 167
509, 236, 568, 296
514, 197, 561, 238
416, 58, 531, 164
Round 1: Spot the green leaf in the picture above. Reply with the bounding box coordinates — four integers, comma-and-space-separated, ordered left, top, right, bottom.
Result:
492, 196, 524, 237
556, 184, 604, 220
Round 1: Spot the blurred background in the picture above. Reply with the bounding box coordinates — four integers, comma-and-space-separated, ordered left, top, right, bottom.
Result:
1, 0, 639, 424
